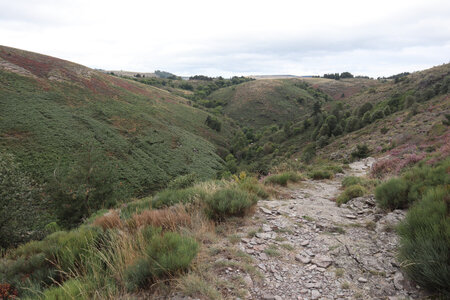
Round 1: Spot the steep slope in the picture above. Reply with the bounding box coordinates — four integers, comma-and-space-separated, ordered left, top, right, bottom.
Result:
207, 78, 330, 128
0, 45, 234, 196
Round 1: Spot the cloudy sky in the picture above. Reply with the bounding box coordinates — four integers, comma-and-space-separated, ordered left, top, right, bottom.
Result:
1, 0, 449, 77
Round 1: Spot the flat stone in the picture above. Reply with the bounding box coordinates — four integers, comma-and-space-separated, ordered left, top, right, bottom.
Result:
243, 274, 253, 288
274, 296, 282, 300
393, 271, 404, 290
261, 207, 272, 214
345, 214, 357, 219
262, 295, 275, 300
260, 253, 269, 260
312, 254, 333, 268
358, 277, 368, 283
295, 254, 311, 264
311, 289, 321, 299
256, 232, 271, 239
241, 238, 251, 243
301, 240, 310, 246
262, 224, 272, 232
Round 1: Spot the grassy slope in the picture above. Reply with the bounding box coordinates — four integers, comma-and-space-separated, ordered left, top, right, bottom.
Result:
207, 78, 328, 128
0, 45, 234, 196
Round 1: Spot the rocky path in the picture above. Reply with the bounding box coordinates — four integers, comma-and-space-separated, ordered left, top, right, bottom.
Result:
230, 158, 424, 299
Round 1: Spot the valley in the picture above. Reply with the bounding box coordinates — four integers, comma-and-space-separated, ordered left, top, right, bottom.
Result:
0, 45, 449, 299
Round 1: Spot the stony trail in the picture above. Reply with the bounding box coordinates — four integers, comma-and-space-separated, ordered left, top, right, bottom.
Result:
228, 158, 425, 300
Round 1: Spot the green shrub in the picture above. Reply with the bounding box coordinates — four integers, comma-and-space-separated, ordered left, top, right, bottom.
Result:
403, 160, 450, 203
124, 258, 152, 291
41, 278, 91, 300
125, 231, 198, 291
152, 187, 206, 209
264, 172, 303, 186
308, 169, 333, 180
375, 178, 409, 209
351, 144, 370, 159
397, 187, 450, 293
167, 173, 198, 190
119, 197, 152, 219
337, 185, 366, 205
342, 176, 363, 187
205, 188, 257, 220
239, 177, 269, 199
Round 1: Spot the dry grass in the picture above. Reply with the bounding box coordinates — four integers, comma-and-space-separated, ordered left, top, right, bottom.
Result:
132, 205, 192, 231
93, 211, 123, 231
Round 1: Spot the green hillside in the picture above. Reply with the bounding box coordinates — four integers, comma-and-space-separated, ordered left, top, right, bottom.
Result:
0, 46, 239, 237
207, 78, 330, 128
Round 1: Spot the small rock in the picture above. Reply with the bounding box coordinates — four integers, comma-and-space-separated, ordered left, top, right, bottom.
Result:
256, 232, 271, 239
394, 271, 404, 290
295, 254, 311, 264
345, 214, 357, 219
260, 207, 272, 214
262, 294, 275, 300
301, 240, 310, 246
262, 224, 272, 232
358, 277, 368, 283
241, 238, 250, 243
260, 253, 269, 260
311, 289, 321, 299
243, 274, 253, 288
274, 296, 282, 300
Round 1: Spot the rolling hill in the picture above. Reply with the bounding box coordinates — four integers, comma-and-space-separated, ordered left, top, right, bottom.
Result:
207, 78, 330, 128
0, 45, 235, 197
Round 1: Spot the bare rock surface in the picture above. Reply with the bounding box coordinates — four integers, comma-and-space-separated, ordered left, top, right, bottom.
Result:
225, 157, 425, 299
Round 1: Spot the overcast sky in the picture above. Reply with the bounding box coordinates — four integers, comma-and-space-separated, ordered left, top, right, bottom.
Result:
1, 0, 449, 77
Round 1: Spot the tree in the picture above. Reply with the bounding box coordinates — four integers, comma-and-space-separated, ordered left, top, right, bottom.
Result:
333, 124, 343, 136
340, 72, 354, 79
205, 115, 222, 132
371, 110, 385, 122
318, 123, 330, 137
325, 115, 338, 132
361, 111, 372, 126
313, 101, 322, 115
50, 146, 118, 227
358, 102, 373, 117
345, 116, 359, 132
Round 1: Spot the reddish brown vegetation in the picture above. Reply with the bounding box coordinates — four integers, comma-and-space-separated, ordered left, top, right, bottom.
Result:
93, 211, 123, 231
132, 206, 192, 231
0, 283, 18, 299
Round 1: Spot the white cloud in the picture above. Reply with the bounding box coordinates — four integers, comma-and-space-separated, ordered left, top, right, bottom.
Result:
0, 0, 449, 77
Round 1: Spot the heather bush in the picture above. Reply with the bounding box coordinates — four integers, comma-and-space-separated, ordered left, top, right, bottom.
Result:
205, 188, 257, 220
397, 187, 450, 294
264, 172, 303, 186
375, 178, 409, 209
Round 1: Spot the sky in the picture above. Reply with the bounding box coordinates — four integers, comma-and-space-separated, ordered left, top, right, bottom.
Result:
1, 0, 449, 77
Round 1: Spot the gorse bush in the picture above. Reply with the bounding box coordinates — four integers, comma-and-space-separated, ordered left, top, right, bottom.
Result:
337, 184, 366, 205
342, 176, 363, 187
239, 177, 269, 199
264, 172, 303, 186
125, 230, 198, 291
397, 187, 450, 294
308, 169, 333, 180
375, 178, 409, 209
152, 187, 206, 209
375, 159, 450, 210
167, 173, 198, 190
205, 188, 257, 220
